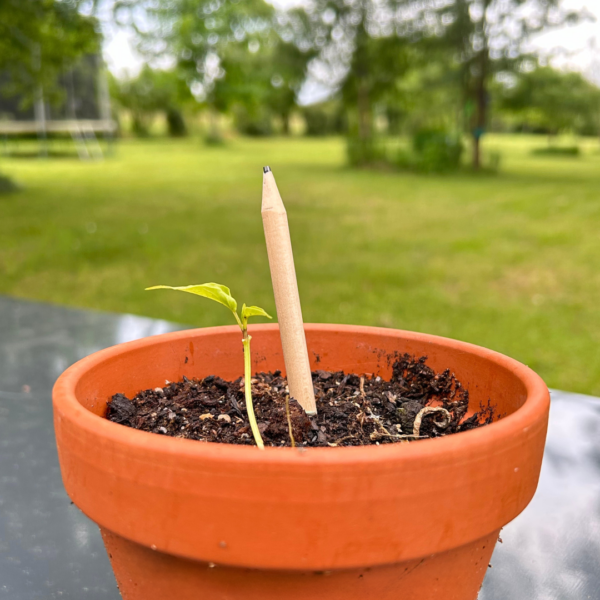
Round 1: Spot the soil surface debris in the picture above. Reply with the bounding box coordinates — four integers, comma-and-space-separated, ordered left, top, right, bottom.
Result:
106, 354, 495, 447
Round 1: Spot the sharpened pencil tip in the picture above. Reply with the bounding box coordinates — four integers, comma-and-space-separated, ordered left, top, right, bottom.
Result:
263, 166, 271, 173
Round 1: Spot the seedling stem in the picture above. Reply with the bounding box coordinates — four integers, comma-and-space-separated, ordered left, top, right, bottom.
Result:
242, 329, 264, 449
146, 282, 271, 449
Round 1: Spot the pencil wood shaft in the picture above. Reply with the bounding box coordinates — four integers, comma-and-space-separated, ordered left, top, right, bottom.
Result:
261, 168, 317, 415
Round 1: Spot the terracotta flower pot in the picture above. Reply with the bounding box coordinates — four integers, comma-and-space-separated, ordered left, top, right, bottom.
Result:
53, 324, 549, 600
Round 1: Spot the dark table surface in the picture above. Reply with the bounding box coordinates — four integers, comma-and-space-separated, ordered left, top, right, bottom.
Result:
1, 296, 599, 600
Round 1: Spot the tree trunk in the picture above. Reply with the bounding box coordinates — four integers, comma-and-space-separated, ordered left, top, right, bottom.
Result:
473, 60, 487, 171
355, 17, 373, 163
357, 80, 371, 142
208, 106, 221, 142
355, 19, 371, 144
281, 113, 290, 136
472, 0, 490, 171
472, 134, 481, 170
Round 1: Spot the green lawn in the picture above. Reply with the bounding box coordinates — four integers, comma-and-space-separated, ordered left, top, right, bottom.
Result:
2, 134, 600, 394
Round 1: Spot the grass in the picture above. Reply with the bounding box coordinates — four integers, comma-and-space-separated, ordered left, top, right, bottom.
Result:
1, 133, 600, 395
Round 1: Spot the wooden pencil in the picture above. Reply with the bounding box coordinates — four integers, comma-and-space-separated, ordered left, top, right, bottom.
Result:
261, 166, 317, 415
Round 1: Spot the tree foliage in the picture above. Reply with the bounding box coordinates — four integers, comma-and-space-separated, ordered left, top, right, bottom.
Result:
0, 0, 100, 105
114, 0, 314, 135
302, 0, 590, 167
393, 0, 589, 168
110, 66, 194, 136
114, 0, 597, 168
498, 66, 600, 136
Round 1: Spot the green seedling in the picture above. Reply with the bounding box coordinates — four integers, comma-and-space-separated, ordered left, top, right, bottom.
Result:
146, 283, 272, 449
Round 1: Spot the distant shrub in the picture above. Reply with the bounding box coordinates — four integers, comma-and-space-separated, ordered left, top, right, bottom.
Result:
0, 174, 18, 194
234, 107, 273, 137
346, 136, 386, 166
394, 129, 464, 173
485, 150, 502, 173
303, 107, 330, 136
414, 129, 464, 172
204, 132, 225, 146
303, 105, 346, 136
240, 119, 273, 137
531, 146, 580, 157
132, 116, 150, 138
166, 108, 187, 137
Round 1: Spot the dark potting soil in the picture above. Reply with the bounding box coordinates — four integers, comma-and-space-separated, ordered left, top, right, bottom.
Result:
106, 354, 495, 447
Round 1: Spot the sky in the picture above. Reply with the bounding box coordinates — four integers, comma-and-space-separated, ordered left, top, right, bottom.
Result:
102, 0, 600, 91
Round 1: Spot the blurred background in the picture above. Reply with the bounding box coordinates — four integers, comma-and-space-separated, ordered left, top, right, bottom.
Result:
1, 0, 599, 394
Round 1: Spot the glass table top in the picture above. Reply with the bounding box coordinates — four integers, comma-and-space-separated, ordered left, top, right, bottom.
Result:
0, 296, 598, 600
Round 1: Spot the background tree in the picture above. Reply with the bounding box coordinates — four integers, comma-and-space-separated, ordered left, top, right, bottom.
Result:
497, 65, 600, 140
342, 34, 413, 163
401, 0, 590, 169
303, 0, 416, 164
305, 0, 589, 168
114, 0, 595, 169
0, 0, 100, 105
265, 37, 316, 135
111, 66, 193, 136
0, 0, 100, 191
114, 0, 313, 138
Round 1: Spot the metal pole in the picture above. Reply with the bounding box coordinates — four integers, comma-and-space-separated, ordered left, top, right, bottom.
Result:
32, 43, 48, 158
97, 55, 115, 157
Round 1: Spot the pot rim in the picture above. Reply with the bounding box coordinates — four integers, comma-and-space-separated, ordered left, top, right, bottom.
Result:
53, 323, 549, 466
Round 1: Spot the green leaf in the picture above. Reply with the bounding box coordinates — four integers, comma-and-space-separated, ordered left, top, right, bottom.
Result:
146, 283, 238, 314
241, 303, 272, 326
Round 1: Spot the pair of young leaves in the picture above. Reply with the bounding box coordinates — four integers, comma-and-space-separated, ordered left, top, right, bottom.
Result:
146, 282, 271, 330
